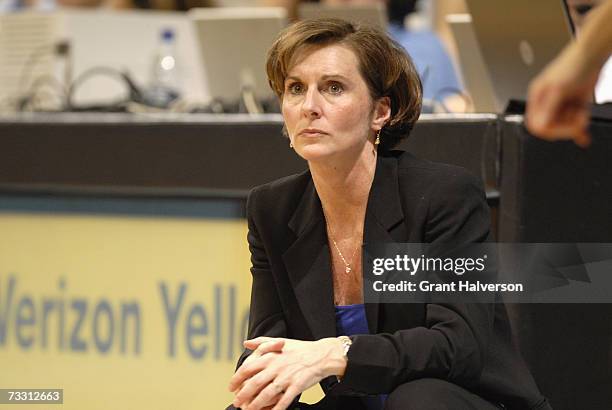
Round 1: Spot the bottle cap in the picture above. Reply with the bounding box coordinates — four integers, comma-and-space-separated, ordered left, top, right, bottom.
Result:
162, 29, 174, 41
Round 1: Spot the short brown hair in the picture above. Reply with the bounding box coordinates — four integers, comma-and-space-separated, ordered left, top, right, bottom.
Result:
266, 18, 422, 150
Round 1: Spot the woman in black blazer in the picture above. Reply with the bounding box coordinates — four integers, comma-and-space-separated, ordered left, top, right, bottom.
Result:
228, 19, 550, 410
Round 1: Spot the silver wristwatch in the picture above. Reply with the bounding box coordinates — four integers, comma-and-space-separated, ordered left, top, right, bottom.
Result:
338, 335, 352, 357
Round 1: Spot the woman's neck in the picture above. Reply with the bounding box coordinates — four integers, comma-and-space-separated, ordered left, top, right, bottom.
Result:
309, 145, 377, 231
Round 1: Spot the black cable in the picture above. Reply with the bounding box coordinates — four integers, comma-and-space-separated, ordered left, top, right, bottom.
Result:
18, 74, 66, 111
66, 66, 144, 111
17, 43, 56, 97
55, 41, 72, 93
12, 40, 72, 112
30, 88, 64, 112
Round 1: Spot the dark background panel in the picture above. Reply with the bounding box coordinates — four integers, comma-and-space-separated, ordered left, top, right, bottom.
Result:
499, 118, 612, 410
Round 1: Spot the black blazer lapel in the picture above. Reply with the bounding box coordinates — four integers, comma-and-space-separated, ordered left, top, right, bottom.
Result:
282, 179, 336, 340
363, 154, 406, 333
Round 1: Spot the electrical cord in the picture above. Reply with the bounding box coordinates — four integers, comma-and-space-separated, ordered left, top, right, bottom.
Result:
66, 66, 145, 110
7, 49, 276, 114
17, 41, 71, 98
4, 40, 72, 112
30, 88, 64, 112
18, 74, 66, 111
17, 43, 55, 97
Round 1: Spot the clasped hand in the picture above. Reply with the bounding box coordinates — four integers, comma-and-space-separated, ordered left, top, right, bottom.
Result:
228, 336, 346, 410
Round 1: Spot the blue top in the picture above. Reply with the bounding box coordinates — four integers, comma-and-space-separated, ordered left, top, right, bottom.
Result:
388, 23, 462, 105
335, 303, 370, 336
335, 304, 386, 410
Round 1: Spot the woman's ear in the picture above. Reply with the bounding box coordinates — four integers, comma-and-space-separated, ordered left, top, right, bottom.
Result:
372, 96, 391, 131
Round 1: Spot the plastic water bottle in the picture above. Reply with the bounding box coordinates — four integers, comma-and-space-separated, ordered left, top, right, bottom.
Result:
146, 28, 181, 108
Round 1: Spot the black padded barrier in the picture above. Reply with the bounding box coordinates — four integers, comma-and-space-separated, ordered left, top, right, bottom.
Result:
0, 113, 499, 201
499, 115, 612, 410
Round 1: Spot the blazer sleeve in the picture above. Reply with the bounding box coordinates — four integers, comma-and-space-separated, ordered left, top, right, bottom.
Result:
235, 187, 290, 367
338, 168, 494, 395
226, 187, 299, 410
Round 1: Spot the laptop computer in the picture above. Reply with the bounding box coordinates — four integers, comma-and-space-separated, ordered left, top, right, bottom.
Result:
189, 7, 287, 104
464, 0, 574, 112
0, 10, 207, 108
446, 13, 497, 112
298, 3, 387, 30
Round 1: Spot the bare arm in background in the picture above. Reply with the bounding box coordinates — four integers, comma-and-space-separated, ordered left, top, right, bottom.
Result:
526, 0, 612, 146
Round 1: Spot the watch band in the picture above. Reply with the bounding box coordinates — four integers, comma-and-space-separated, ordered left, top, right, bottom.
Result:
338, 335, 352, 357
336, 335, 352, 383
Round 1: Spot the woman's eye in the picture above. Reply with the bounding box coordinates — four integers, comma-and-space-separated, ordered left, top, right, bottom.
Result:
288, 83, 304, 94
327, 82, 343, 94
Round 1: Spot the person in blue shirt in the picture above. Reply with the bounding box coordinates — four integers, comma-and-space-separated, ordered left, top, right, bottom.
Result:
0, 0, 56, 12
386, 0, 462, 108
305, 0, 463, 111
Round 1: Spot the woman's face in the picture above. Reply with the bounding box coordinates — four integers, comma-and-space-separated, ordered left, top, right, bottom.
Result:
281, 44, 390, 162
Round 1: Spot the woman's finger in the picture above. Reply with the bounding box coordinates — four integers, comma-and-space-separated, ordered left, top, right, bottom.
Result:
242, 380, 286, 410
252, 339, 285, 355
243, 336, 275, 349
233, 369, 277, 409
228, 353, 274, 392
271, 384, 301, 410
230, 340, 285, 392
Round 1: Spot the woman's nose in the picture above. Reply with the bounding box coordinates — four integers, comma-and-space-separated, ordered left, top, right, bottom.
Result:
301, 88, 322, 118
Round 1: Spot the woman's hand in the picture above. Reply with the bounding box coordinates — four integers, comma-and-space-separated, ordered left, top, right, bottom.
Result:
228, 337, 347, 410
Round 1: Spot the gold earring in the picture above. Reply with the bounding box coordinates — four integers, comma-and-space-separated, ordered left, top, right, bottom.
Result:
374, 130, 381, 146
